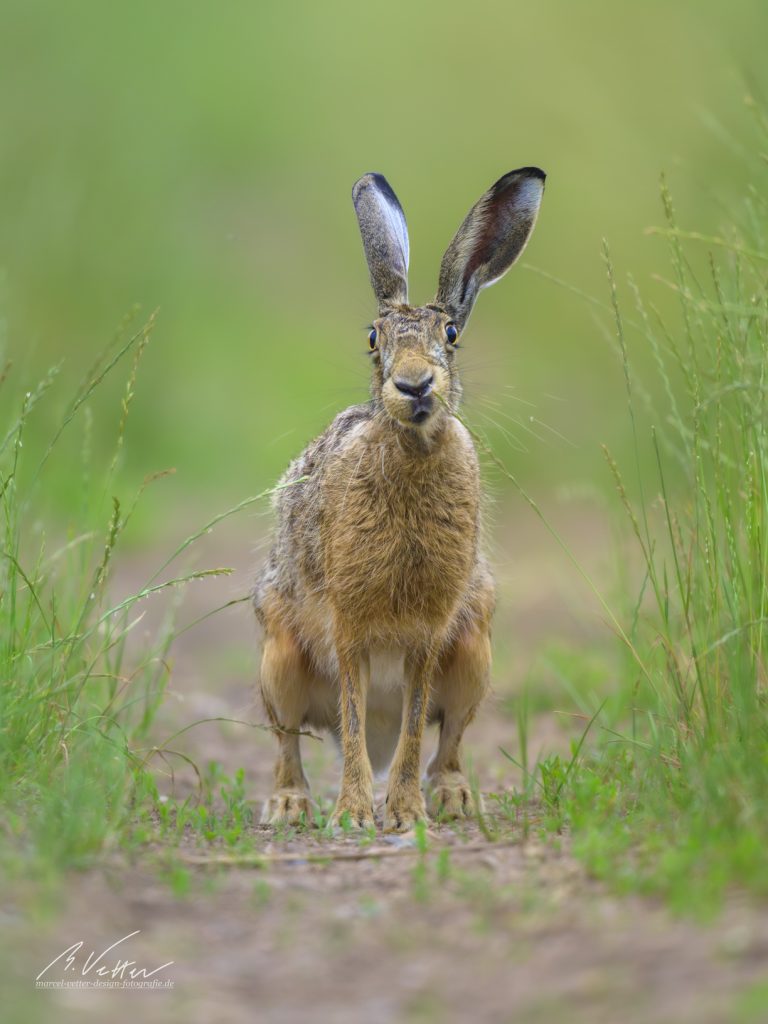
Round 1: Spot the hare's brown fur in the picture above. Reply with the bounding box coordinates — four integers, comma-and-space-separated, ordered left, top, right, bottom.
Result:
254, 168, 544, 830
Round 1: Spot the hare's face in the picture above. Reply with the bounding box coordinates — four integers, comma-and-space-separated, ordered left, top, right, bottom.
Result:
369, 305, 461, 430
352, 167, 545, 428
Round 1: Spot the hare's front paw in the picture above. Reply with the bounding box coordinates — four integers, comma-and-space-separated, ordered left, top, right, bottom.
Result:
261, 789, 313, 827
384, 786, 428, 832
427, 771, 482, 821
331, 791, 375, 831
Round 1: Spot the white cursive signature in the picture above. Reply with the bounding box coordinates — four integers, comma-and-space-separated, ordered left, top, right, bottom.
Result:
36, 930, 174, 982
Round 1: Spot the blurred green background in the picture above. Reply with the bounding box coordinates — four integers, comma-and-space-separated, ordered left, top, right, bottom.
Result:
1, 0, 766, 527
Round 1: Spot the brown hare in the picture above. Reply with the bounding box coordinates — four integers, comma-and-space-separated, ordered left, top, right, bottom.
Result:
254, 167, 545, 831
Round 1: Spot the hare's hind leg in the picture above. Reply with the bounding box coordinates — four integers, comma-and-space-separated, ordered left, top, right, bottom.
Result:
260, 625, 314, 826
426, 620, 491, 820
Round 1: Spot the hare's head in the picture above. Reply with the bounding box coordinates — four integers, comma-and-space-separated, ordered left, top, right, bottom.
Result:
352, 168, 545, 432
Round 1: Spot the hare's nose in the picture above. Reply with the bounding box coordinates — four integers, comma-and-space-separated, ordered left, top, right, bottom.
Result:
394, 373, 434, 400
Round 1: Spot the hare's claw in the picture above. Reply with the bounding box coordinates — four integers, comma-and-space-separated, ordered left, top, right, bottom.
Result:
384, 787, 428, 833
331, 794, 375, 832
427, 772, 481, 820
261, 789, 313, 827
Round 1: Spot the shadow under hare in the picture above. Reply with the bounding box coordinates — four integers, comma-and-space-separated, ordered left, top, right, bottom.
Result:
254, 167, 545, 831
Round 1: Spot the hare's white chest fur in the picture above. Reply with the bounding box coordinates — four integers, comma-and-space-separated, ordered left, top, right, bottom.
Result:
365, 647, 407, 774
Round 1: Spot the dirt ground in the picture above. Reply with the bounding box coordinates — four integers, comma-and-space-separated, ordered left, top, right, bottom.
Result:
8, 512, 768, 1023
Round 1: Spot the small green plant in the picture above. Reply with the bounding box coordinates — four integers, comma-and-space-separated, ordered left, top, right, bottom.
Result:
145, 760, 265, 856
410, 820, 432, 903
165, 865, 192, 899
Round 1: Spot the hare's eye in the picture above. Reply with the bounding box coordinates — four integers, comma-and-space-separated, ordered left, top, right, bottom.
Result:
445, 323, 458, 345
368, 328, 377, 349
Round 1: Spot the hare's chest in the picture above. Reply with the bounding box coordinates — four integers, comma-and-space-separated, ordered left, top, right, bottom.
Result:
375, 474, 477, 576
325, 436, 480, 627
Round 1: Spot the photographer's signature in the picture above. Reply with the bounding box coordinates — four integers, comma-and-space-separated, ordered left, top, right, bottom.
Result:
36, 930, 174, 985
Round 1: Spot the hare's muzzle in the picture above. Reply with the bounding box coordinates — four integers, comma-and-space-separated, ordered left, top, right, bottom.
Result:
393, 371, 434, 425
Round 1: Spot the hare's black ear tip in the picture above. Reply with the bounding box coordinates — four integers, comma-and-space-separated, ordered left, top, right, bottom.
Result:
492, 166, 546, 198
525, 166, 546, 181
514, 166, 546, 186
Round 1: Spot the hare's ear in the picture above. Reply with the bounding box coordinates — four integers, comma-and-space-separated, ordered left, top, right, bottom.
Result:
352, 173, 409, 310
436, 167, 545, 331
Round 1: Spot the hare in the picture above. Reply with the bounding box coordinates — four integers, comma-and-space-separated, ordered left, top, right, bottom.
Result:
254, 166, 545, 831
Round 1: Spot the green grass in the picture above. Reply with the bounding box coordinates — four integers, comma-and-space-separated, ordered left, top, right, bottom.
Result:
494, 127, 768, 914
0, 319, 281, 884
